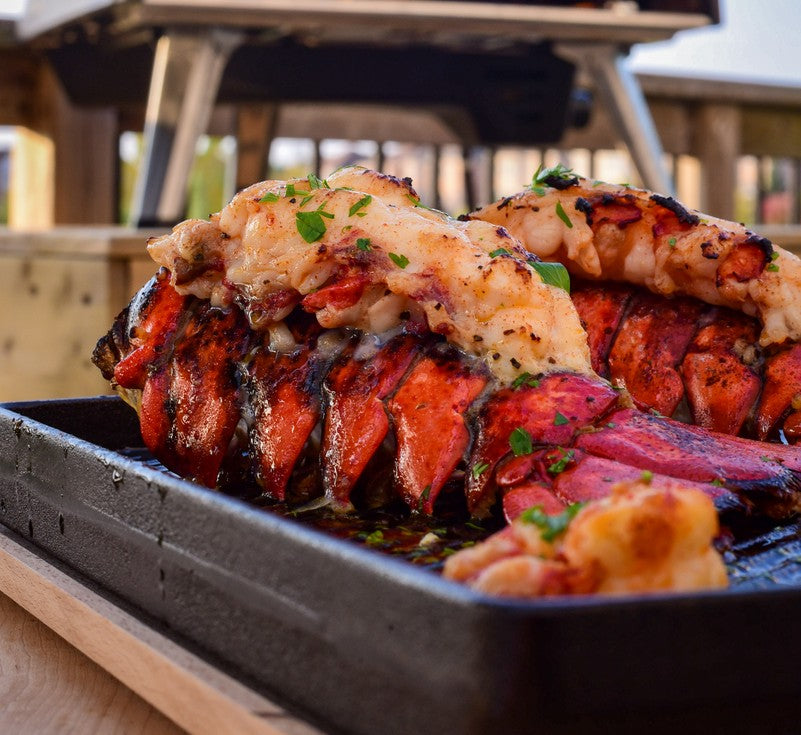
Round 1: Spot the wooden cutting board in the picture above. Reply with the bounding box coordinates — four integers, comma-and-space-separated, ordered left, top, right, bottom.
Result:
0, 527, 323, 735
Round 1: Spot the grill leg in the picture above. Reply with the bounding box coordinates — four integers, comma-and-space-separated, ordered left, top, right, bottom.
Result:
130, 29, 242, 227
558, 42, 674, 195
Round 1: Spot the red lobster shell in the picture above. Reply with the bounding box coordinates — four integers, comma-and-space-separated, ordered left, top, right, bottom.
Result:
572, 280, 801, 442
94, 268, 801, 522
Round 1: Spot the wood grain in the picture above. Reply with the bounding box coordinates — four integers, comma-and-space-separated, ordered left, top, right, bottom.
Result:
0, 529, 323, 735
0, 227, 157, 402
0, 593, 185, 734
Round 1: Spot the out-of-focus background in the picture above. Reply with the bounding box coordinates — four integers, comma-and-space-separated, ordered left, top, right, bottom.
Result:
0, 0, 799, 401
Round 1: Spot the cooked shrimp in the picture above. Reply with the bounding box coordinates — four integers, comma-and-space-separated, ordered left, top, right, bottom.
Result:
469, 170, 801, 347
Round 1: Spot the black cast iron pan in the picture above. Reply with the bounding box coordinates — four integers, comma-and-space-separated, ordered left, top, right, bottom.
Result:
1, 396, 801, 735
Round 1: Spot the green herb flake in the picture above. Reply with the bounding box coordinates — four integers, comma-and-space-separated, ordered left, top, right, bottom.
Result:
349, 195, 372, 217
356, 238, 372, 252
285, 183, 296, 197
520, 502, 584, 542
416, 485, 432, 513
771, 251, 780, 261
530, 162, 577, 189
640, 470, 654, 484
471, 462, 490, 479
509, 427, 533, 457
555, 201, 573, 229
546, 448, 575, 475
405, 193, 441, 213
528, 260, 571, 293
364, 529, 384, 545
711, 478, 725, 487
299, 194, 314, 207
307, 173, 330, 190
388, 252, 410, 269
296, 211, 328, 243
489, 248, 511, 258
606, 421, 616, 429
511, 372, 540, 389
259, 192, 280, 203
529, 185, 547, 196
767, 263, 780, 272
668, 237, 677, 249
553, 411, 569, 426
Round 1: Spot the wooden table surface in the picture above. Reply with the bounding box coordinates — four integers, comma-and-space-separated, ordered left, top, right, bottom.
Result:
0, 592, 185, 734
0, 529, 323, 735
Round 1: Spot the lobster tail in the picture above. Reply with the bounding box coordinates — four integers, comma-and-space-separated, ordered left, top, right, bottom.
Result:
95, 274, 801, 521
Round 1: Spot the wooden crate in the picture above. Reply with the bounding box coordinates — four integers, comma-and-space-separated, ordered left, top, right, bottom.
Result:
0, 227, 161, 401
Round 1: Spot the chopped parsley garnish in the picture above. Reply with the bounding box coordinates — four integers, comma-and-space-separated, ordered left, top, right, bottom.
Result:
668, 237, 677, 248
285, 183, 296, 197
530, 162, 577, 189
711, 478, 725, 487
364, 529, 384, 545
356, 237, 372, 251
641, 470, 654, 484
509, 427, 533, 457
767, 263, 779, 272
296, 205, 333, 243
553, 411, 569, 426
519, 502, 584, 542
471, 462, 490, 479
555, 201, 573, 228
405, 193, 441, 213
546, 448, 575, 475
416, 485, 432, 513
489, 248, 511, 258
307, 173, 330, 189
527, 260, 571, 293
349, 195, 372, 217
259, 192, 279, 203
511, 372, 540, 389
299, 194, 314, 207
388, 252, 410, 269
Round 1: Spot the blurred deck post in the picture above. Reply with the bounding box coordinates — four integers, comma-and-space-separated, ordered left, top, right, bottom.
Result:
9, 64, 117, 228
693, 102, 740, 221
235, 103, 277, 191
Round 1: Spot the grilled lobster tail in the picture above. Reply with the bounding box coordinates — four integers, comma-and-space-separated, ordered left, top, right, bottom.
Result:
470, 170, 801, 443
94, 269, 801, 521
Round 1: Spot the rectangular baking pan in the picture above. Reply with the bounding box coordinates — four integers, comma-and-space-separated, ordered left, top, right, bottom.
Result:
2, 396, 801, 734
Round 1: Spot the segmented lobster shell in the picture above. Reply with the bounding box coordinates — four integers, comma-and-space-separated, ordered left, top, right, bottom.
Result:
573, 280, 801, 441
94, 270, 801, 522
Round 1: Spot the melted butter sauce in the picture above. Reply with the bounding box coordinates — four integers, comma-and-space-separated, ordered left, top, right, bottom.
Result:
120, 447, 499, 569
121, 446, 801, 583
